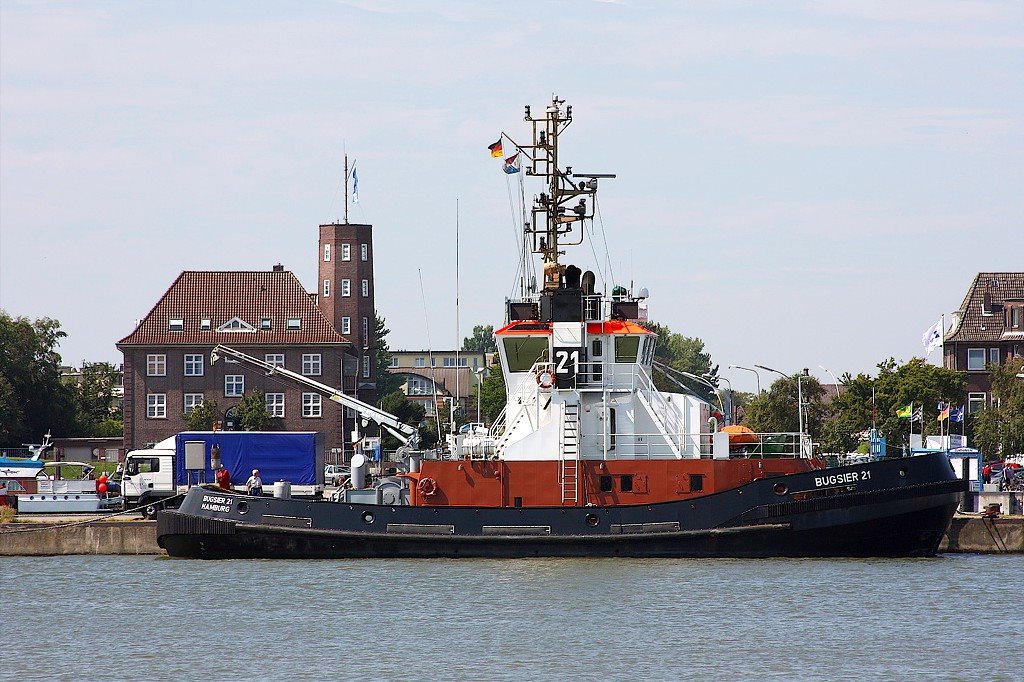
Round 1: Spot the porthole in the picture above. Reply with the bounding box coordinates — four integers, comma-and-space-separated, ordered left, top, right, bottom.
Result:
774, 483, 788, 495
585, 513, 599, 527
899, 468, 907, 478
237, 501, 249, 515
362, 511, 375, 524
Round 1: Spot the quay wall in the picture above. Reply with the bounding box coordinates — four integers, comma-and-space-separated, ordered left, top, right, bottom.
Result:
0, 521, 161, 556
0, 517, 1020, 556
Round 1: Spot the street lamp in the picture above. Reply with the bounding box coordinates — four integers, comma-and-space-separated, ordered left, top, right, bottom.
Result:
728, 364, 761, 393
819, 364, 841, 396
755, 364, 809, 436
656, 364, 727, 422
474, 368, 486, 426
709, 374, 733, 425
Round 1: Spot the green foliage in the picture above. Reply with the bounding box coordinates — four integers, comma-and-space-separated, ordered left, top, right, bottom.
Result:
236, 390, 271, 431
479, 357, 507, 423
94, 418, 124, 437
744, 374, 828, 438
971, 359, 1024, 458
379, 390, 440, 451
374, 313, 403, 398
184, 399, 219, 431
0, 311, 77, 446
641, 321, 717, 402
462, 325, 497, 353
72, 362, 123, 435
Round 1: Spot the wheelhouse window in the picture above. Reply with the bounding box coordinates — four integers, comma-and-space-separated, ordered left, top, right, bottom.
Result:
967, 348, 986, 370
614, 336, 641, 363
147, 354, 166, 377
147, 393, 166, 418
502, 336, 549, 372
183, 354, 204, 376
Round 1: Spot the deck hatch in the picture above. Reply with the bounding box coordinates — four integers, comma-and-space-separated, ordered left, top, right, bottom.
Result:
387, 523, 455, 535
482, 525, 552, 536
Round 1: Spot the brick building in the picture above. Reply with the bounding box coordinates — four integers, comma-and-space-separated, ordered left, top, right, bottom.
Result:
117, 222, 378, 459
943, 272, 1024, 413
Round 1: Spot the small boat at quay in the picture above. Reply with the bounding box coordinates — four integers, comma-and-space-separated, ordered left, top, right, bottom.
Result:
158, 98, 964, 559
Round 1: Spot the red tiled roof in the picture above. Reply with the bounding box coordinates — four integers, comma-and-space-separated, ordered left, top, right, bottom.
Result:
117, 270, 348, 346
945, 272, 1024, 342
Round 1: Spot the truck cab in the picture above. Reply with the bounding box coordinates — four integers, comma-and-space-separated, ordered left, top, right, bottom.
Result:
121, 437, 176, 516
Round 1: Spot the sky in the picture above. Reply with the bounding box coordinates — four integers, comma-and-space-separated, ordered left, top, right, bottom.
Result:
1, 0, 1022, 393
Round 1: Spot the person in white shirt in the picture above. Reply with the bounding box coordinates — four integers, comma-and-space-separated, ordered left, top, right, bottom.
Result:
246, 469, 263, 496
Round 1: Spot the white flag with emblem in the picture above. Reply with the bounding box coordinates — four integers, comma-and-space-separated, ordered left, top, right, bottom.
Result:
922, 318, 943, 355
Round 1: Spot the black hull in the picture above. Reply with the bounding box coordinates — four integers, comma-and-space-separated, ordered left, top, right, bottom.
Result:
158, 452, 964, 560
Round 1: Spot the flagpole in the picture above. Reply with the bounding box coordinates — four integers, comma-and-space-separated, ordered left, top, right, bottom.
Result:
343, 153, 349, 224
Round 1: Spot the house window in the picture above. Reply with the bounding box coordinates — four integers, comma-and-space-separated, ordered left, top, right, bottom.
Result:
287, 318, 301, 330
341, 317, 351, 335
362, 317, 369, 347
200, 319, 211, 330
217, 317, 255, 332
302, 354, 322, 376
341, 279, 351, 297
361, 279, 369, 297
361, 244, 368, 261
990, 348, 1001, 366
415, 358, 425, 368
265, 393, 285, 418
169, 318, 184, 331
147, 393, 166, 418
302, 393, 322, 417
183, 354, 204, 376
261, 317, 272, 330
265, 353, 285, 368
473, 357, 479, 370
362, 356, 370, 378
323, 279, 330, 298
225, 375, 244, 397
431, 357, 436, 367
324, 243, 331, 261
342, 243, 351, 261
967, 348, 986, 371
183, 393, 204, 414
147, 354, 166, 377
408, 378, 429, 395
1010, 307, 1022, 329
389, 357, 399, 368
968, 392, 986, 414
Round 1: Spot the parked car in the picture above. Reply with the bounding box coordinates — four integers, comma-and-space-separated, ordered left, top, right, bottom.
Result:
324, 464, 350, 487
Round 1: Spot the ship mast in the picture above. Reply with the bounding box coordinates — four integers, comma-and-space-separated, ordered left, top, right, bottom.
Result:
507, 96, 612, 292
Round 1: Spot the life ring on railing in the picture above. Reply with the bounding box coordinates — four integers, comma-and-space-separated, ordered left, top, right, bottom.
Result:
417, 477, 439, 497
536, 369, 555, 389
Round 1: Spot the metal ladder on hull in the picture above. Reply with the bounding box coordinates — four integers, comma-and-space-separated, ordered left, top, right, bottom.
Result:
560, 403, 580, 505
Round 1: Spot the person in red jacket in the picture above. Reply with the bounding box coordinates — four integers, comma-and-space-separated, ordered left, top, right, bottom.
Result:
215, 466, 232, 491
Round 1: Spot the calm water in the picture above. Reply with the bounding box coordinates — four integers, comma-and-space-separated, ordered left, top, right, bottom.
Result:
4, 554, 1018, 680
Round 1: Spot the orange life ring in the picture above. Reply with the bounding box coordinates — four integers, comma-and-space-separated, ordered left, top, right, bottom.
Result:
536, 369, 555, 389
417, 477, 438, 497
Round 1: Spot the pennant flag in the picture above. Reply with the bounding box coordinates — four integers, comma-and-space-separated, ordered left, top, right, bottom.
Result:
938, 405, 950, 421
503, 153, 520, 174
950, 406, 964, 423
488, 139, 503, 158
351, 163, 359, 204
896, 404, 913, 419
922, 318, 943, 355
911, 407, 923, 422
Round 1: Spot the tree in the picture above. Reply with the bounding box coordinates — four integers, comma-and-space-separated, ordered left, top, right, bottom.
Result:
641, 321, 717, 402
744, 374, 828, 438
0, 311, 77, 446
374, 313, 403, 398
236, 390, 271, 431
184, 400, 220, 431
379, 390, 433, 450
73, 362, 123, 435
971, 358, 1024, 458
479, 357, 507, 423
462, 325, 497, 353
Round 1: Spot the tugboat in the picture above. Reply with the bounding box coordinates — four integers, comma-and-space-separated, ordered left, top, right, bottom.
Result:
158, 98, 964, 559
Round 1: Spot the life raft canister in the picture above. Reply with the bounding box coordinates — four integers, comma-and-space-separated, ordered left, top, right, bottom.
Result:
418, 477, 439, 497
536, 369, 555, 389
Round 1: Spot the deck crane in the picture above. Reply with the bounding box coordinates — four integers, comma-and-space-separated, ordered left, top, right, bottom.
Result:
210, 345, 421, 449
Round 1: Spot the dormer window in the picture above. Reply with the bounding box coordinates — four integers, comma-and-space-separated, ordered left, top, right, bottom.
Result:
169, 318, 184, 331
200, 319, 212, 330
287, 318, 301, 330
260, 318, 272, 330
217, 317, 256, 332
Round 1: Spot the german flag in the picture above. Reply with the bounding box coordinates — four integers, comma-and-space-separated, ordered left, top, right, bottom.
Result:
488, 139, 503, 157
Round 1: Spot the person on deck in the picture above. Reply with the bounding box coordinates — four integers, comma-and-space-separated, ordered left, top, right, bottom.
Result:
215, 466, 232, 491
246, 469, 263, 496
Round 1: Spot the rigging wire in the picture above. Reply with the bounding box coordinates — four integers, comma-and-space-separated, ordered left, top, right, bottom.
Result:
593, 196, 616, 289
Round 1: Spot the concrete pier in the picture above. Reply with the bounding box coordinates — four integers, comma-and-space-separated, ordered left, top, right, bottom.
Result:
938, 516, 1023, 553
0, 520, 161, 556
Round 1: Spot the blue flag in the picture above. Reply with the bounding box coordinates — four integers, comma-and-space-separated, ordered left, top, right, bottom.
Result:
950, 406, 964, 423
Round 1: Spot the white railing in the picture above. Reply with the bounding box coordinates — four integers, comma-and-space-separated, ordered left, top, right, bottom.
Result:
722, 432, 814, 459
